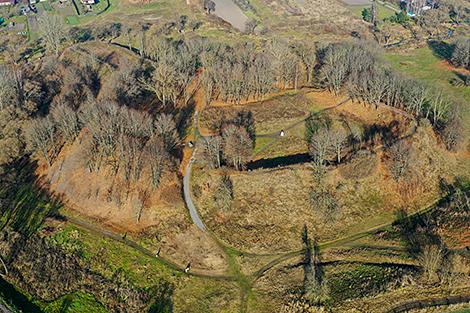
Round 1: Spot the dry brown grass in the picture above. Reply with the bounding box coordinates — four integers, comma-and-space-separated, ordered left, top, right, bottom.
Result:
193, 159, 434, 254
42, 134, 229, 274
338, 150, 379, 180
254, 255, 304, 298
249, 0, 371, 40
193, 114, 454, 254
337, 285, 470, 313
200, 90, 322, 135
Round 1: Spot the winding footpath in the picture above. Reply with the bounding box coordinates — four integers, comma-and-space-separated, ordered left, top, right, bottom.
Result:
183, 152, 206, 232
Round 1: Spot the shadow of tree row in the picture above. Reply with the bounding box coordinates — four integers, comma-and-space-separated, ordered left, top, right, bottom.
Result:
0, 158, 61, 237
392, 177, 470, 258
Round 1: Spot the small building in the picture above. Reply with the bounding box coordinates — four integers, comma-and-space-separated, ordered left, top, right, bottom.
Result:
80, 0, 95, 5
401, 0, 434, 17
0, 0, 15, 6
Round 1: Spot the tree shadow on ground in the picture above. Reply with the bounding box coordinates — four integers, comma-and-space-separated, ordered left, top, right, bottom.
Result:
392, 208, 443, 257
428, 40, 454, 61
392, 178, 470, 257
247, 153, 311, 170
0, 276, 43, 312
0, 158, 61, 237
363, 120, 401, 148
148, 281, 174, 313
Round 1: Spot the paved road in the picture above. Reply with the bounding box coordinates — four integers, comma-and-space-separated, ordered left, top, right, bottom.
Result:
183, 153, 206, 232
212, 0, 249, 32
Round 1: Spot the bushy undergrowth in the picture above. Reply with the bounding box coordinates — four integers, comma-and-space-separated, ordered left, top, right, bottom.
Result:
327, 264, 413, 302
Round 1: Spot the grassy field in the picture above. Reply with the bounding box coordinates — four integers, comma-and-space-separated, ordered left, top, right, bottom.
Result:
386, 45, 470, 178
193, 146, 440, 254
385, 46, 470, 118
347, 3, 397, 20
43, 292, 107, 313
42, 222, 240, 313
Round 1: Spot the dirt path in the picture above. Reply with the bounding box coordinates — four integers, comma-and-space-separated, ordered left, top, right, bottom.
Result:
251, 190, 459, 282
65, 215, 233, 280
388, 294, 470, 313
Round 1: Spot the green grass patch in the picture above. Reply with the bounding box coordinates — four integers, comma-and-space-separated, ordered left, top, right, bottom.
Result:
385, 46, 470, 102
253, 137, 276, 155
48, 221, 240, 312
40, 1, 53, 11
386, 46, 470, 130
42, 292, 107, 313
66, 15, 80, 25
348, 3, 396, 20
46, 226, 88, 258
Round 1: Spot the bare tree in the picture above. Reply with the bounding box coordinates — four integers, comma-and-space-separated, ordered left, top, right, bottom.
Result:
371, 0, 378, 26
329, 125, 348, 163
268, 39, 300, 89
387, 141, 411, 181
426, 89, 450, 126
202, 136, 223, 169
25, 116, 56, 166
104, 63, 144, 106
292, 41, 317, 85
38, 14, 66, 56
222, 124, 253, 170
141, 39, 198, 107
118, 135, 145, 183
50, 102, 80, 143
418, 7, 447, 37
405, 82, 428, 117
154, 114, 179, 152
440, 112, 464, 151
418, 244, 445, 283
451, 37, 470, 69
0, 65, 19, 110
348, 123, 364, 151
144, 135, 167, 188
310, 184, 340, 223
309, 128, 332, 165
320, 44, 348, 94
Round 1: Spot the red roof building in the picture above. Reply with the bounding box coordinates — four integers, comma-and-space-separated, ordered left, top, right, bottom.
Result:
0, 0, 15, 5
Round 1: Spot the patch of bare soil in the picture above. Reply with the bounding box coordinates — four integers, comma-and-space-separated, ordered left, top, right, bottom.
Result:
40, 133, 228, 274
438, 59, 470, 76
